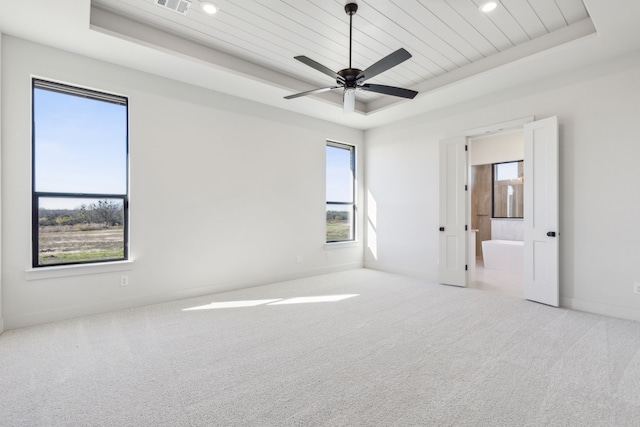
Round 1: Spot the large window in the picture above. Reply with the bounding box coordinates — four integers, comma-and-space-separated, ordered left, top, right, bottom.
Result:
32, 79, 129, 267
326, 141, 355, 242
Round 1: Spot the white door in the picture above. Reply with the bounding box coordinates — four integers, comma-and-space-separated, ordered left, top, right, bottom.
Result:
439, 137, 467, 287
523, 116, 559, 306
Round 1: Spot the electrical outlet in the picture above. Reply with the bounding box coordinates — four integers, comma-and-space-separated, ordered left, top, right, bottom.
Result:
634, 283, 640, 295
120, 276, 129, 286
296, 255, 303, 263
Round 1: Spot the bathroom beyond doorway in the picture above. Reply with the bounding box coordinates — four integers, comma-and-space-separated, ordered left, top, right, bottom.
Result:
469, 129, 524, 297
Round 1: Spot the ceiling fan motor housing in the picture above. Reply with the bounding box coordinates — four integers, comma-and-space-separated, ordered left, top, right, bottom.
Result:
338, 68, 363, 88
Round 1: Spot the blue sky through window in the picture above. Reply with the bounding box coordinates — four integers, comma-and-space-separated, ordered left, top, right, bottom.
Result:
326, 145, 353, 205
34, 88, 127, 209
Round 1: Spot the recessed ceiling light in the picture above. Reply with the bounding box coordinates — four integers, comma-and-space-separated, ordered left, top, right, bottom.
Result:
479, 1, 498, 13
201, 1, 218, 15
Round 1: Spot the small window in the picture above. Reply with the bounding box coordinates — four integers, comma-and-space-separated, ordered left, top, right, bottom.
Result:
326, 141, 355, 242
492, 160, 523, 218
32, 79, 129, 267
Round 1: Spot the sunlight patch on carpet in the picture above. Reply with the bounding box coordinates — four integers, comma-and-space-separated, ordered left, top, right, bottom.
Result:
182, 294, 359, 311
268, 294, 359, 305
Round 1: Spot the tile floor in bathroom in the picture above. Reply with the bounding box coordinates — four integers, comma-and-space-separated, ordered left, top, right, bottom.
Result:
470, 260, 523, 298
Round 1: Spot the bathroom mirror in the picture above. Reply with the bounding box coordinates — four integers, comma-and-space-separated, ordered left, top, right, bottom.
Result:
492, 160, 523, 218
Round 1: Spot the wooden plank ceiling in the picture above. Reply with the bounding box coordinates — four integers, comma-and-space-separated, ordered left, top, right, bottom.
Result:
91, 0, 590, 103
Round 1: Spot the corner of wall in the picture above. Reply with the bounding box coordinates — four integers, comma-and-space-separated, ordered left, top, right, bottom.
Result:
364, 261, 438, 282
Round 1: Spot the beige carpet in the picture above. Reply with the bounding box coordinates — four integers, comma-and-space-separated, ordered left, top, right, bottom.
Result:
1, 269, 639, 426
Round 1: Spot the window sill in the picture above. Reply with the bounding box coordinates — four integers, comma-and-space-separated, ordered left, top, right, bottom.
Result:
26, 260, 134, 281
325, 241, 360, 250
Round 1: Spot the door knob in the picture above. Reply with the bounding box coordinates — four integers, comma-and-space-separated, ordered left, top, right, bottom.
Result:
546, 231, 556, 237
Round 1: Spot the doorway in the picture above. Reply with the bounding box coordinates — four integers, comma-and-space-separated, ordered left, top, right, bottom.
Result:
438, 116, 560, 307
468, 130, 524, 298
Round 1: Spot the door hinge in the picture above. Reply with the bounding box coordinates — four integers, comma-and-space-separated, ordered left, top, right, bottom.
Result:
465, 145, 468, 151
465, 225, 468, 231
465, 184, 468, 191
465, 265, 468, 271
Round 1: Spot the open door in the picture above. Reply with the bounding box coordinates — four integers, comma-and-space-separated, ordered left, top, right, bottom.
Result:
438, 137, 467, 287
523, 116, 559, 306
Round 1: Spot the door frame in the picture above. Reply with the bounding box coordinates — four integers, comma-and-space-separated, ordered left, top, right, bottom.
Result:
462, 117, 535, 287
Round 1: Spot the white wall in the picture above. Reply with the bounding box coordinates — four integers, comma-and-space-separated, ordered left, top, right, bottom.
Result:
365, 50, 640, 322
491, 219, 523, 241
1, 36, 364, 329
470, 130, 523, 166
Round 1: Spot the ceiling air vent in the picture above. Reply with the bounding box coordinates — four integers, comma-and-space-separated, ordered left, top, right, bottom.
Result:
155, 0, 191, 15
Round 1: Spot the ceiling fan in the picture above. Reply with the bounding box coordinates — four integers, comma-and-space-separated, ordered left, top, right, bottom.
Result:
284, 2, 418, 114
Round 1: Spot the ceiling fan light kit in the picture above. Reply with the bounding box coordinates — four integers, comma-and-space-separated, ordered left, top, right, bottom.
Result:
284, 2, 418, 114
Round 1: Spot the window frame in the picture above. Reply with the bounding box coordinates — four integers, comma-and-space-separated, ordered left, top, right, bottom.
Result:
491, 160, 523, 219
31, 78, 129, 268
326, 140, 356, 243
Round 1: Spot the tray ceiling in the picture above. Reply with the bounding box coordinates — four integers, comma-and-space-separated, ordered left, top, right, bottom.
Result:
6, 0, 640, 128
90, 0, 593, 112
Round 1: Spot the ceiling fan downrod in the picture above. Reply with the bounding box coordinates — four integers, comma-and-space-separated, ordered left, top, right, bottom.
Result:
345, 3, 358, 69
340, 3, 361, 90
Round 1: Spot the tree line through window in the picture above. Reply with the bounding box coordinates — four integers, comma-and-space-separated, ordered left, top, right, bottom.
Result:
326, 141, 355, 242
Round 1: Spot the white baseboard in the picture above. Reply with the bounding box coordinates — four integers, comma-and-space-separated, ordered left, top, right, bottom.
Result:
4, 262, 364, 330
365, 264, 640, 323
9, 265, 638, 330
364, 262, 439, 282
560, 296, 640, 323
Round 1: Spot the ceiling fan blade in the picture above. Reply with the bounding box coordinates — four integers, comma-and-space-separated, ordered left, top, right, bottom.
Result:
356, 48, 412, 83
360, 83, 418, 99
284, 86, 342, 100
343, 88, 356, 114
294, 56, 344, 82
